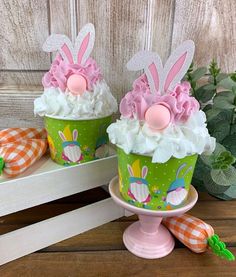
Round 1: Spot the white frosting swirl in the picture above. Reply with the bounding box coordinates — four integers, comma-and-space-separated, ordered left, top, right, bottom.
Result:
34, 80, 118, 119
107, 110, 216, 163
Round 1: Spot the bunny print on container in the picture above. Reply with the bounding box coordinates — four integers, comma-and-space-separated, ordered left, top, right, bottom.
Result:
58, 125, 83, 164
165, 163, 193, 207
127, 160, 151, 204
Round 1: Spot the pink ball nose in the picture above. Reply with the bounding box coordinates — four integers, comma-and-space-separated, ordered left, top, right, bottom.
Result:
145, 104, 171, 130
67, 74, 87, 95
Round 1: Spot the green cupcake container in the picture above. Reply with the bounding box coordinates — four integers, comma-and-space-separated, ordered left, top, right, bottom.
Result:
44, 115, 112, 166
117, 147, 198, 211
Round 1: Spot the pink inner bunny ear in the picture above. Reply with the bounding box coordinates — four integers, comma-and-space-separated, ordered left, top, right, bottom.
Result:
42, 34, 75, 64
61, 44, 74, 64
126, 51, 163, 95
148, 63, 160, 93
163, 52, 187, 92
75, 23, 95, 65
162, 40, 195, 93
77, 33, 90, 64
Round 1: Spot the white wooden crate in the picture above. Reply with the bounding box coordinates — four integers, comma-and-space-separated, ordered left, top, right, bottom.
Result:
0, 151, 125, 265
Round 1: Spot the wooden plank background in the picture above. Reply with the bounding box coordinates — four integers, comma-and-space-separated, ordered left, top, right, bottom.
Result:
0, 0, 236, 129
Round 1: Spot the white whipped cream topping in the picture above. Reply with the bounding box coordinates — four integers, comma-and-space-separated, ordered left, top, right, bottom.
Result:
107, 110, 216, 163
34, 80, 118, 119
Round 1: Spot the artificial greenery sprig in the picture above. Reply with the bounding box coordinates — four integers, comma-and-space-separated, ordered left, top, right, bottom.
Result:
186, 61, 236, 200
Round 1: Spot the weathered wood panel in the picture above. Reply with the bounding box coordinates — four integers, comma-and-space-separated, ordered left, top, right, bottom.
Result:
149, 0, 175, 62
49, 0, 75, 62
0, 71, 45, 88
77, 0, 151, 103
0, 248, 235, 277
49, 0, 74, 37
0, 0, 50, 70
172, 0, 236, 72
0, 88, 43, 129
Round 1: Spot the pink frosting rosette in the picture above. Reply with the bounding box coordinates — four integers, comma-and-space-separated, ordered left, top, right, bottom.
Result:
42, 55, 102, 92
120, 40, 201, 131
120, 74, 199, 124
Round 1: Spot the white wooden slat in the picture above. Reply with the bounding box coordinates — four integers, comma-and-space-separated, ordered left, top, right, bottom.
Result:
0, 154, 117, 216
0, 198, 125, 265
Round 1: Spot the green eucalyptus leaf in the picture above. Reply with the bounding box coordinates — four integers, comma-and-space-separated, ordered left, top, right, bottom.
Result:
211, 166, 236, 186
200, 154, 214, 166
205, 108, 221, 121
222, 135, 236, 157
191, 67, 207, 81
212, 151, 236, 169
203, 104, 212, 112
213, 143, 227, 155
219, 77, 236, 90
211, 120, 230, 142
230, 124, 236, 135
195, 84, 216, 103
221, 185, 236, 199
208, 75, 214, 84
203, 84, 217, 91
215, 193, 233, 200
230, 72, 236, 82
213, 91, 236, 110
201, 143, 226, 168
207, 110, 232, 136
204, 173, 231, 194
216, 73, 229, 83
193, 158, 210, 180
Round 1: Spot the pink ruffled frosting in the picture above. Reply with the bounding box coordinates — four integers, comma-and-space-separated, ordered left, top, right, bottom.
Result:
120, 74, 199, 123
42, 55, 102, 91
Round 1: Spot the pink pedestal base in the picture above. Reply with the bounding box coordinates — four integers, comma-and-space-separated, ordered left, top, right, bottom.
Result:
123, 219, 175, 259
109, 176, 198, 259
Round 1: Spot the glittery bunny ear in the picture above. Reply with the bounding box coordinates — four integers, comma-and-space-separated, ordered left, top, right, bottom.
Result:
42, 34, 75, 64
161, 40, 195, 93
75, 23, 95, 65
127, 51, 163, 95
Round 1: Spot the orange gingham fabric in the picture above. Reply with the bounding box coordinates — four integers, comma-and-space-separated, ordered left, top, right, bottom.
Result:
162, 214, 214, 253
0, 128, 48, 177
0, 128, 47, 144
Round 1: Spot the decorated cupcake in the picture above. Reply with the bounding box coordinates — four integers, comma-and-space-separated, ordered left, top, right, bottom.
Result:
34, 23, 117, 165
107, 41, 215, 210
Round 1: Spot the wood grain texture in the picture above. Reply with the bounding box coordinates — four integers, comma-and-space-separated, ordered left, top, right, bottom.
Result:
49, 0, 75, 62
0, 71, 45, 87
0, 219, 235, 251
0, 193, 235, 274
172, 0, 236, 72
149, 0, 175, 62
77, 0, 150, 103
0, 88, 43, 129
0, 0, 50, 70
1, 197, 235, 226
0, 248, 235, 277
49, 0, 73, 36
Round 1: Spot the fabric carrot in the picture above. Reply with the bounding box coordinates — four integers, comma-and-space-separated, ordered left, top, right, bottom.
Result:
0, 128, 48, 177
163, 214, 235, 261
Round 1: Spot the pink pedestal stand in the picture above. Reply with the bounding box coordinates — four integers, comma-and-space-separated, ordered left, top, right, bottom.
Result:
109, 176, 198, 259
